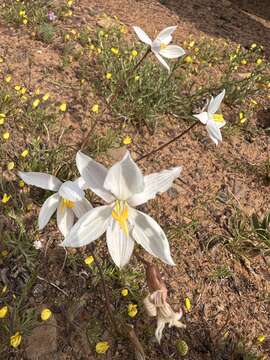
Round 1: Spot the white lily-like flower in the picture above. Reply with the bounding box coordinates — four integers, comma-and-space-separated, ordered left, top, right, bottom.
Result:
62, 151, 182, 268
143, 290, 186, 344
18, 171, 92, 236
133, 25, 185, 72
194, 89, 226, 145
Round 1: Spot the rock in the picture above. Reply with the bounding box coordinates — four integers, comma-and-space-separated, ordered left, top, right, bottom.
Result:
25, 309, 57, 359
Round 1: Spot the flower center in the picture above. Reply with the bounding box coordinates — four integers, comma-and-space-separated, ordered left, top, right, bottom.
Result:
160, 43, 167, 50
213, 113, 224, 123
61, 198, 75, 212
112, 200, 129, 236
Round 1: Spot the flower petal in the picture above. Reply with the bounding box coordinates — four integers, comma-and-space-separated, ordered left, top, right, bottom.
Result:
57, 206, 75, 236
153, 51, 170, 72
133, 26, 152, 46
72, 198, 93, 218
74, 176, 89, 190
206, 121, 223, 145
62, 205, 112, 247
193, 111, 208, 125
76, 151, 114, 203
208, 89, 226, 114
58, 181, 84, 202
104, 151, 144, 200
155, 318, 165, 344
130, 209, 175, 265
129, 167, 182, 207
106, 218, 134, 268
38, 193, 59, 230
18, 172, 62, 191
159, 45, 185, 59
156, 26, 177, 45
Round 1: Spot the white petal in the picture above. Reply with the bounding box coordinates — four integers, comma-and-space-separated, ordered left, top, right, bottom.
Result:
62, 205, 112, 247
133, 26, 152, 46
104, 151, 144, 200
57, 206, 75, 236
155, 318, 165, 344
156, 26, 177, 45
38, 193, 59, 230
18, 172, 62, 191
193, 111, 208, 125
58, 181, 84, 202
76, 151, 114, 203
74, 176, 89, 190
206, 121, 223, 145
106, 219, 134, 268
72, 198, 93, 218
130, 209, 175, 265
129, 167, 182, 207
208, 89, 226, 114
153, 51, 170, 72
159, 45, 185, 59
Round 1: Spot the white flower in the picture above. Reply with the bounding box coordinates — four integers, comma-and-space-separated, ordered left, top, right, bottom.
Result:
33, 240, 43, 250
133, 25, 185, 72
194, 89, 226, 145
62, 151, 182, 268
143, 291, 186, 344
18, 171, 92, 236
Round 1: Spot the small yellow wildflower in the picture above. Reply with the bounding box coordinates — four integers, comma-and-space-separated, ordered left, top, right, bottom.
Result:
14, 85, 21, 91
7, 162, 15, 170
97, 48, 102, 54
84, 256, 94, 266
41, 308, 52, 321
256, 58, 263, 65
0, 114, 6, 125
0, 306, 8, 318
90, 44, 95, 50
111, 47, 119, 55
91, 104, 99, 113
65, 34, 70, 41
10, 332, 22, 348
19, 10, 26, 17
250, 99, 258, 106
184, 297, 191, 312
134, 75, 140, 81
21, 95, 27, 103
65, 10, 73, 17
188, 40, 195, 48
250, 43, 257, 49
131, 50, 138, 57
120, 26, 127, 34
257, 335, 266, 343
59, 102, 67, 112
19, 180, 25, 188
1, 250, 8, 257
23, 18, 28, 25
42, 92, 50, 101
128, 303, 138, 317
96, 341, 109, 354
32, 99, 40, 109
21, 149, 29, 158
184, 55, 193, 63
123, 135, 132, 145
194, 47, 199, 53
5, 75, 12, 83
67, 0, 73, 7
239, 111, 246, 124
241, 59, 247, 65
121, 288, 129, 297
3, 131, 10, 140
2, 194, 11, 204
106, 72, 112, 80
20, 87, 27, 95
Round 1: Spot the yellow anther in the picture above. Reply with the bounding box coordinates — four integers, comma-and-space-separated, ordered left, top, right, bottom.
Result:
160, 43, 167, 50
112, 201, 129, 236
61, 198, 75, 212
213, 114, 224, 123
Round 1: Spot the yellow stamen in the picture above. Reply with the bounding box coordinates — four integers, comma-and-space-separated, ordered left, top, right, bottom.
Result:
61, 198, 75, 212
160, 43, 167, 50
112, 200, 129, 236
213, 114, 224, 123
